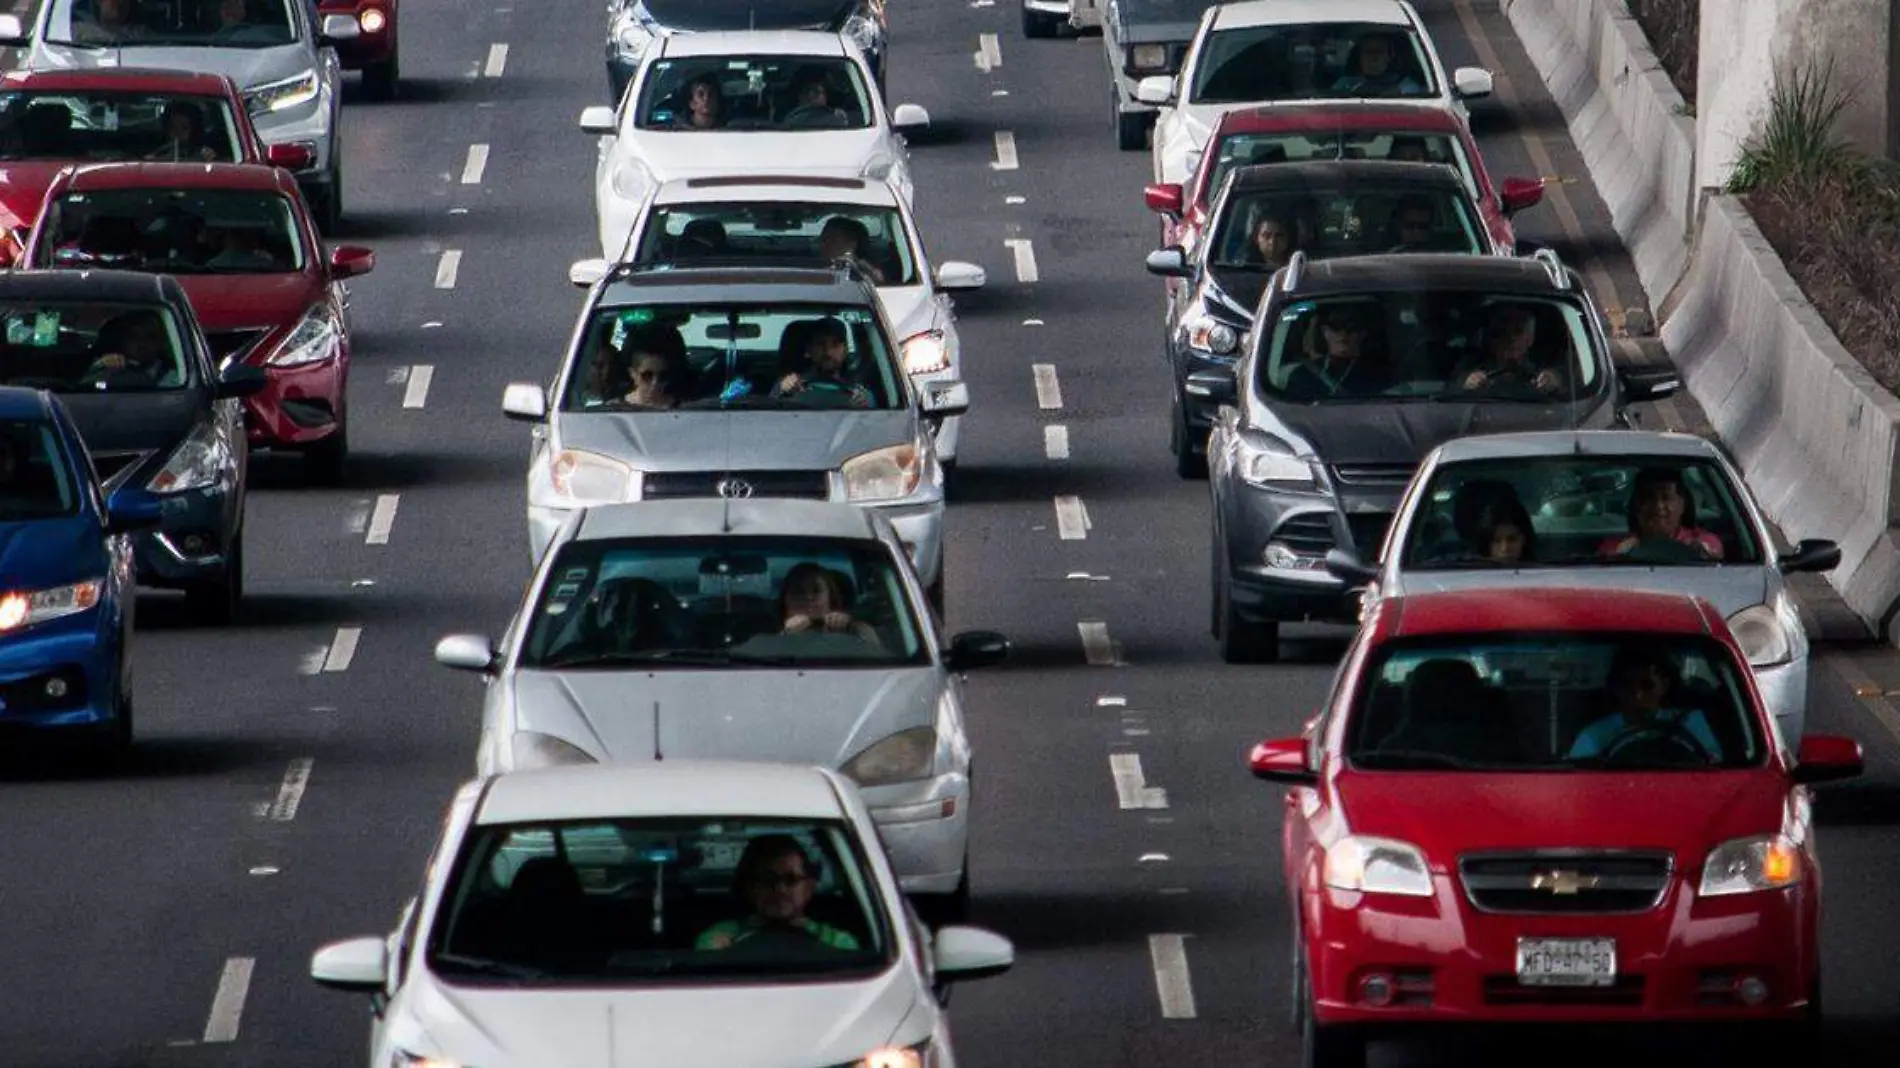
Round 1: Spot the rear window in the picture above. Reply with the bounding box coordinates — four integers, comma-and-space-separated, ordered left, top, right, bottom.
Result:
0, 91, 245, 164
36, 187, 305, 275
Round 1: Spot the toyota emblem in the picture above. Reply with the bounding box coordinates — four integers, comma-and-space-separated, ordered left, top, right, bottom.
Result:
716, 478, 754, 499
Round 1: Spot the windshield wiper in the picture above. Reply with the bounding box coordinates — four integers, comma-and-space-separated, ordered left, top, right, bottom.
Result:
431, 953, 550, 981
539, 648, 795, 669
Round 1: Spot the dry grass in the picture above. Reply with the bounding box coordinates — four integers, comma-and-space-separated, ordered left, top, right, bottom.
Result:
1626, 0, 1699, 104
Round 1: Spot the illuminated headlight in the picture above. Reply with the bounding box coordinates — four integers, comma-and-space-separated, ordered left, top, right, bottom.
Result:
1239, 444, 1315, 489
841, 443, 923, 502
901, 330, 949, 374
850, 1045, 928, 1068
358, 7, 386, 32
1182, 312, 1240, 356
264, 306, 341, 368
536, 449, 640, 507
1323, 835, 1433, 897
1728, 603, 1792, 667
841, 11, 882, 53
842, 726, 935, 787
245, 70, 319, 115
148, 422, 231, 493
0, 579, 103, 632
511, 731, 598, 770
1130, 44, 1168, 71
1699, 834, 1803, 896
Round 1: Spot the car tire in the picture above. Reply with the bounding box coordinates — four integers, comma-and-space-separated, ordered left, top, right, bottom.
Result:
1297, 943, 1367, 1068
1021, 2, 1059, 37
1170, 399, 1207, 480
185, 533, 242, 626
312, 146, 343, 235
941, 457, 957, 498
1115, 95, 1147, 152
362, 49, 400, 101
1214, 553, 1279, 663
95, 687, 133, 762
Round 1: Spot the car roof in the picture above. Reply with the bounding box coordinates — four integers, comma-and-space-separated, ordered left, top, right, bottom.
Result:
1213, 0, 1413, 31
1213, 101, 1466, 136
575, 498, 886, 542
0, 267, 172, 303
1380, 588, 1714, 640
1224, 159, 1465, 195
476, 761, 849, 824
1428, 429, 1722, 463
54, 161, 294, 193
1284, 253, 1580, 296
654, 174, 898, 208
599, 263, 878, 306
0, 385, 52, 422
659, 29, 849, 58
0, 68, 238, 95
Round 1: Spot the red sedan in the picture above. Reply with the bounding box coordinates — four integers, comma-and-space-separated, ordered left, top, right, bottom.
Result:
1250, 587, 1860, 1066
23, 162, 374, 483
0, 69, 312, 266
319, 0, 401, 100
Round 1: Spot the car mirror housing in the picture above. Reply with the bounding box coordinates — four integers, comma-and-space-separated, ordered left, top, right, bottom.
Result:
1778, 538, 1842, 574
434, 633, 498, 673
1249, 737, 1316, 784
945, 630, 1009, 671
1792, 734, 1863, 785
501, 382, 549, 422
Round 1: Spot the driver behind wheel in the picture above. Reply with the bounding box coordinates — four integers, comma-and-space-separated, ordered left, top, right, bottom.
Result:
1597, 466, 1724, 561
1565, 644, 1721, 761
695, 834, 861, 951
772, 317, 871, 408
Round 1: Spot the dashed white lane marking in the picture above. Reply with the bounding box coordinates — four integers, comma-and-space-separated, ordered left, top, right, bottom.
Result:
461, 143, 490, 184
434, 250, 462, 289
268, 758, 313, 821
202, 957, 255, 1043
1078, 621, 1115, 665
1032, 363, 1063, 409
1110, 753, 1169, 809
991, 130, 1019, 171
1004, 238, 1039, 283
365, 494, 399, 546
321, 627, 362, 673
1044, 425, 1070, 460
402, 364, 434, 409
1054, 495, 1091, 540
484, 43, 509, 77
1148, 935, 1198, 1019
975, 32, 1001, 71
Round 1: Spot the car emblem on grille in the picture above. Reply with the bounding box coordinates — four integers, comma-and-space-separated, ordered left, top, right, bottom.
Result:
1531, 869, 1599, 895
716, 478, 754, 499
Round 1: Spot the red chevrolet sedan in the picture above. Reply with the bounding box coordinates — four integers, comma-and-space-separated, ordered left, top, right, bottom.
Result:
23, 162, 373, 483
1250, 587, 1860, 1066
319, 0, 401, 100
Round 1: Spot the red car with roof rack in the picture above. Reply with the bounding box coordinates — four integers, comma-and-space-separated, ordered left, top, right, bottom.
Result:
318, 0, 400, 100
0, 68, 312, 267
1249, 586, 1861, 1067
21, 162, 373, 483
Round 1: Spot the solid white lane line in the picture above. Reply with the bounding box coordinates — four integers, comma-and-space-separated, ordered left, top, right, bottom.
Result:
402, 364, 434, 409
322, 627, 361, 673
975, 32, 1001, 71
1148, 935, 1198, 1019
1110, 753, 1169, 809
1044, 424, 1070, 459
434, 249, 462, 289
1032, 363, 1063, 409
991, 130, 1019, 171
202, 957, 255, 1043
461, 143, 489, 184
484, 43, 509, 77
268, 758, 313, 821
1004, 238, 1039, 283
1054, 495, 1090, 540
365, 494, 399, 546
1078, 621, 1115, 665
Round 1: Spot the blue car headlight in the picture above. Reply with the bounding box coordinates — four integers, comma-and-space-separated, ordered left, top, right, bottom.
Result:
0, 579, 103, 632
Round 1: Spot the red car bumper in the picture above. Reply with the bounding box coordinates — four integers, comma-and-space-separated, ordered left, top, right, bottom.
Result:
244, 354, 347, 450
318, 0, 396, 67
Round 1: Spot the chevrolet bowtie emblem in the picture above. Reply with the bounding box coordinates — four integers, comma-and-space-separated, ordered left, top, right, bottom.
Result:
1531, 870, 1599, 895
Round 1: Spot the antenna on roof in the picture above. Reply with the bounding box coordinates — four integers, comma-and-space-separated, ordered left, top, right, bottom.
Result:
653, 700, 664, 761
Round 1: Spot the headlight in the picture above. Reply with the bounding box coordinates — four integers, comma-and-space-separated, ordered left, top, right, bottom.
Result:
1323, 835, 1433, 897
264, 306, 340, 368
511, 731, 598, 770
842, 726, 936, 786
610, 158, 655, 201
1182, 312, 1240, 356
1728, 603, 1792, 667
841, 11, 882, 52
148, 422, 232, 493
841, 443, 923, 502
1699, 834, 1803, 896
851, 1045, 927, 1068
612, 12, 655, 58
539, 449, 639, 507
1238, 441, 1316, 490
359, 7, 386, 32
245, 70, 319, 115
901, 330, 949, 374
0, 579, 103, 631
1131, 44, 1168, 71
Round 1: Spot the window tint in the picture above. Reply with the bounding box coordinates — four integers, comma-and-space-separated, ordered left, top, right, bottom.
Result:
1209, 182, 1485, 267
633, 201, 916, 286
637, 56, 874, 131
38, 188, 305, 274
0, 301, 195, 394
0, 91, 244, 163
1191, 23, 1438, 104
48, 0, 300, 48
1206, 129, 1477, 202
0, 419, 78, 519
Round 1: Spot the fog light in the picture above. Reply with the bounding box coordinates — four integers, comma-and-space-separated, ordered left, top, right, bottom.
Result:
1736, 975, 1769, 1006
44, 677, 67, 699
1358, 973, 1394, 1007
359, 7, 386, 31
1263, 542, 1323, 571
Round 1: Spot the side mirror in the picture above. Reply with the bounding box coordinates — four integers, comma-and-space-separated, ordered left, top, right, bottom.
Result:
1183, 368, 1237, 404
102, 496, 163, 535
213, 364, 269, 400
266, 143, 315, 171
933, 261, 986, 291
1134, 75, 1175, 106
569, 258, 610, 288
933, 925, 1014, 982
1143, 182, 1185, 216
1323, 548, 1379, 585
945, 629, 1009, 671
1453, 67, 1494, 99
922, 380, 970, 417
327, 245, 375, 280
1499, 176, 1546, 215
318, 12, 361, 41
579, 105, 618, 135
309, 936, 387, 993
891, 103, 931, 132
501, 382, 548, 422
1791, 733, 1863, 785
1778, 538, 1842, 574
434, 633, 499, 674
1144, 247, 1191, 278
1248, 737, 1317, 785
0, 13, 28, 44
1618, 365, 1681, 402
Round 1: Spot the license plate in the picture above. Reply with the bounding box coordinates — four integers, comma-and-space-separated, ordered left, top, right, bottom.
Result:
1515, 937, 1616, 987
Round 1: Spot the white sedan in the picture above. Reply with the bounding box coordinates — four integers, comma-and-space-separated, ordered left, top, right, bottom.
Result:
585, 29, 930, 260
310, 761, 1016, 1068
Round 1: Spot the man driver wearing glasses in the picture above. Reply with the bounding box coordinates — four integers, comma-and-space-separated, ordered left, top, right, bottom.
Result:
695, 834, 862, 951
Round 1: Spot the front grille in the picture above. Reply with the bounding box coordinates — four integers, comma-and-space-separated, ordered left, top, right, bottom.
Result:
1483, 975, 1645, 1006
90, 450, 149, 488
1271, 513, 1334, 555
204, 328, 270, 363
642, 470, 830, 501
1344, 513, 1394, 557
1459, 851, 1673, 914
1330, 462, 1417, 486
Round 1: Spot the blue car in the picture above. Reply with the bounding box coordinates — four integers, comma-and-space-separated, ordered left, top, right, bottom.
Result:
0, 386, 158, 752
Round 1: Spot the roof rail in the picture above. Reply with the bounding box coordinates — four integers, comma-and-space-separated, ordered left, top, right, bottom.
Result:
1283, 249, 1307, 293
1532, 247, 1571, 291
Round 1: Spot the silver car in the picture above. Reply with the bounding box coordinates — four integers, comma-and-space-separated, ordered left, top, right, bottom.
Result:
1327, 430, 1841, 744
431, 498, 1011, 917
0, 0, 354, 231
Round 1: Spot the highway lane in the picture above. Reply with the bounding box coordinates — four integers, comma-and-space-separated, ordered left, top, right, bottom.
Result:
0, 0, 1897, 1064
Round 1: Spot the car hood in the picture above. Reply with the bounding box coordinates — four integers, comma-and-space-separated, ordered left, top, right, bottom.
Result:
1269, 401, 1594, 466
58, 389, 203, 454
638, 0, 858, 30
509, 667, 941, 766
173, 272, 314, 331
397, 966, 920, 1068
0, 161, 73, 230
31, 41, 309, 90
0, 515, 106, 587
1391, 566, 1771, 619
556, 410, 915, 472
1202, 269, 1268, 322
623, 129, 895, 185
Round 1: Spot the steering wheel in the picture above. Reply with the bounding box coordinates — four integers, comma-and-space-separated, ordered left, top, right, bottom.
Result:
1614, 536, 1711, 564
1598, 721, 1713, 767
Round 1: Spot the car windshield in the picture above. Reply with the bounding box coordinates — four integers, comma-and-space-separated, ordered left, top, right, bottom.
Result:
0, 419, 80, 520
636, 56, 874, 131
0, 301, 194, 393
561, 302, 903, 412
1208, 181, 1485, 268
1204, 129, 1478, 203
0, 91, 245, 163
1258, 292, 1601, 405
519, 537, 929, 670
1400, 455, 1764, 569
1190, 23, 1438, 104
1345, 633, 1768, 771
46, 0, 301, 48
428, 816, 895, 985
34, 187, 305, 274
632, 201, 917, 285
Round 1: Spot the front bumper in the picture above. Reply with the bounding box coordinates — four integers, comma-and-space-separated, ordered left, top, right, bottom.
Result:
860, 773, 969, 894
244, 355, 347, 450
132, 486, 240, 588
1220, 480, 1397, 626
0, 609, 122, 734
